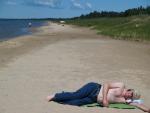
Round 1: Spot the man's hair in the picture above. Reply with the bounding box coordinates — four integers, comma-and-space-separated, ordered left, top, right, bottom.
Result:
127, 89, 141, 99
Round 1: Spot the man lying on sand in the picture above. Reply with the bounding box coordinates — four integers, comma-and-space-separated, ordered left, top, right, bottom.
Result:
47, 82, 150, 112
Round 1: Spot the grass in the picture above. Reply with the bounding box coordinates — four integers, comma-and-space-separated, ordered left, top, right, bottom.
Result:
66, 15, 150, 41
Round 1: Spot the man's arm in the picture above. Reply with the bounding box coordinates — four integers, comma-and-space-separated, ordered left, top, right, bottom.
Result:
102, 83, 109, 107
102, 82, 125, 107
129, 103, 150, 112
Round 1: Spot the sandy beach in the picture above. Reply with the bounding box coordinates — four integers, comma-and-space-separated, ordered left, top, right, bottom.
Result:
0, 22, 150, 113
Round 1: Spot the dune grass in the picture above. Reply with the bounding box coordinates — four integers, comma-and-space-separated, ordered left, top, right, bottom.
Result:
66, 15, 150, 41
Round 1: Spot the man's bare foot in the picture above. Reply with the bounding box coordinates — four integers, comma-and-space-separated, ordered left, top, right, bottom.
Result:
46, 95, 54, 102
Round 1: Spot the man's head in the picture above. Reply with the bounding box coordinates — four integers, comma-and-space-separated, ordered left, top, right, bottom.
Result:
124, 89, 141, 100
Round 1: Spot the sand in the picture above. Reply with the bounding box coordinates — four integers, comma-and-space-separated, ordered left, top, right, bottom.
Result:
0, 22, 150, 113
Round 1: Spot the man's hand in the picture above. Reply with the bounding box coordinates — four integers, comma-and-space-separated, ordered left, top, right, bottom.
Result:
103, 99, 109, 107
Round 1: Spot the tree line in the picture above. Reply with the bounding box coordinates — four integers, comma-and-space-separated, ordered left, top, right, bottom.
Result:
73, 6, 150, 19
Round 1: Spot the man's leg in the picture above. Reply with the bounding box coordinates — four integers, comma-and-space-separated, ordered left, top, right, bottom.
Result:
48, 82, 99, 102
63, 97, 94, 106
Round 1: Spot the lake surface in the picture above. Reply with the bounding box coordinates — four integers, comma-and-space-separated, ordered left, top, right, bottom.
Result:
0, 19, 47, 41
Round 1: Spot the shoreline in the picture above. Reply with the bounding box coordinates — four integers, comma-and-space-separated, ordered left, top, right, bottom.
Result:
0, 21, 150, 69
0, 19, 48, 42
0, 21, 97, 69
0, 21, 52, 69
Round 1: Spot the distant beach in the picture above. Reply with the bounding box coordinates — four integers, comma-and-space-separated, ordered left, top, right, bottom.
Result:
0, 19, 47, 41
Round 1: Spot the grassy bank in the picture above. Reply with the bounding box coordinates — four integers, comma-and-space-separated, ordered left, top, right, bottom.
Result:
66, 16, 150, 41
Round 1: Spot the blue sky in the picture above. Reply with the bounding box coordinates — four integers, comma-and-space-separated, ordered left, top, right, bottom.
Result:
0, 0, 149, 19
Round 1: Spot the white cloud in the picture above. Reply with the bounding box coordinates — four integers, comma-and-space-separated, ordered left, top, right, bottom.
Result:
70, 0, 92, 10
8, 0, 62, 8
38, 0, 61, 7
86, 2, 92, 9
71, 0, 84, 9
2, 0, 62, 7
73, 2, 84, 9
23, 0, 62, 8
5, 1, 17, 5
2, 0, 92, 10
34, 0, 55, 7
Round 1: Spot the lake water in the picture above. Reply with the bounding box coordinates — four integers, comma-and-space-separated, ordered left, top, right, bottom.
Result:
0, 19, 47, 41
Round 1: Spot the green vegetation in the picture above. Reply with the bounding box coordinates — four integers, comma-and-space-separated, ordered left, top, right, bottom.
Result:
74, 6, 150, 19
66, 16, 150, 41
65, 6, 150, 41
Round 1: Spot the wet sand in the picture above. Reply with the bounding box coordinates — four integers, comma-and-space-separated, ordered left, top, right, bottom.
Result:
0, 22, 150, 113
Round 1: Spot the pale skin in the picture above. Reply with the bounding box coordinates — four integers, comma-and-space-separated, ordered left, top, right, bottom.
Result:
47, 82, 150, 112
99, 82, 150, 112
